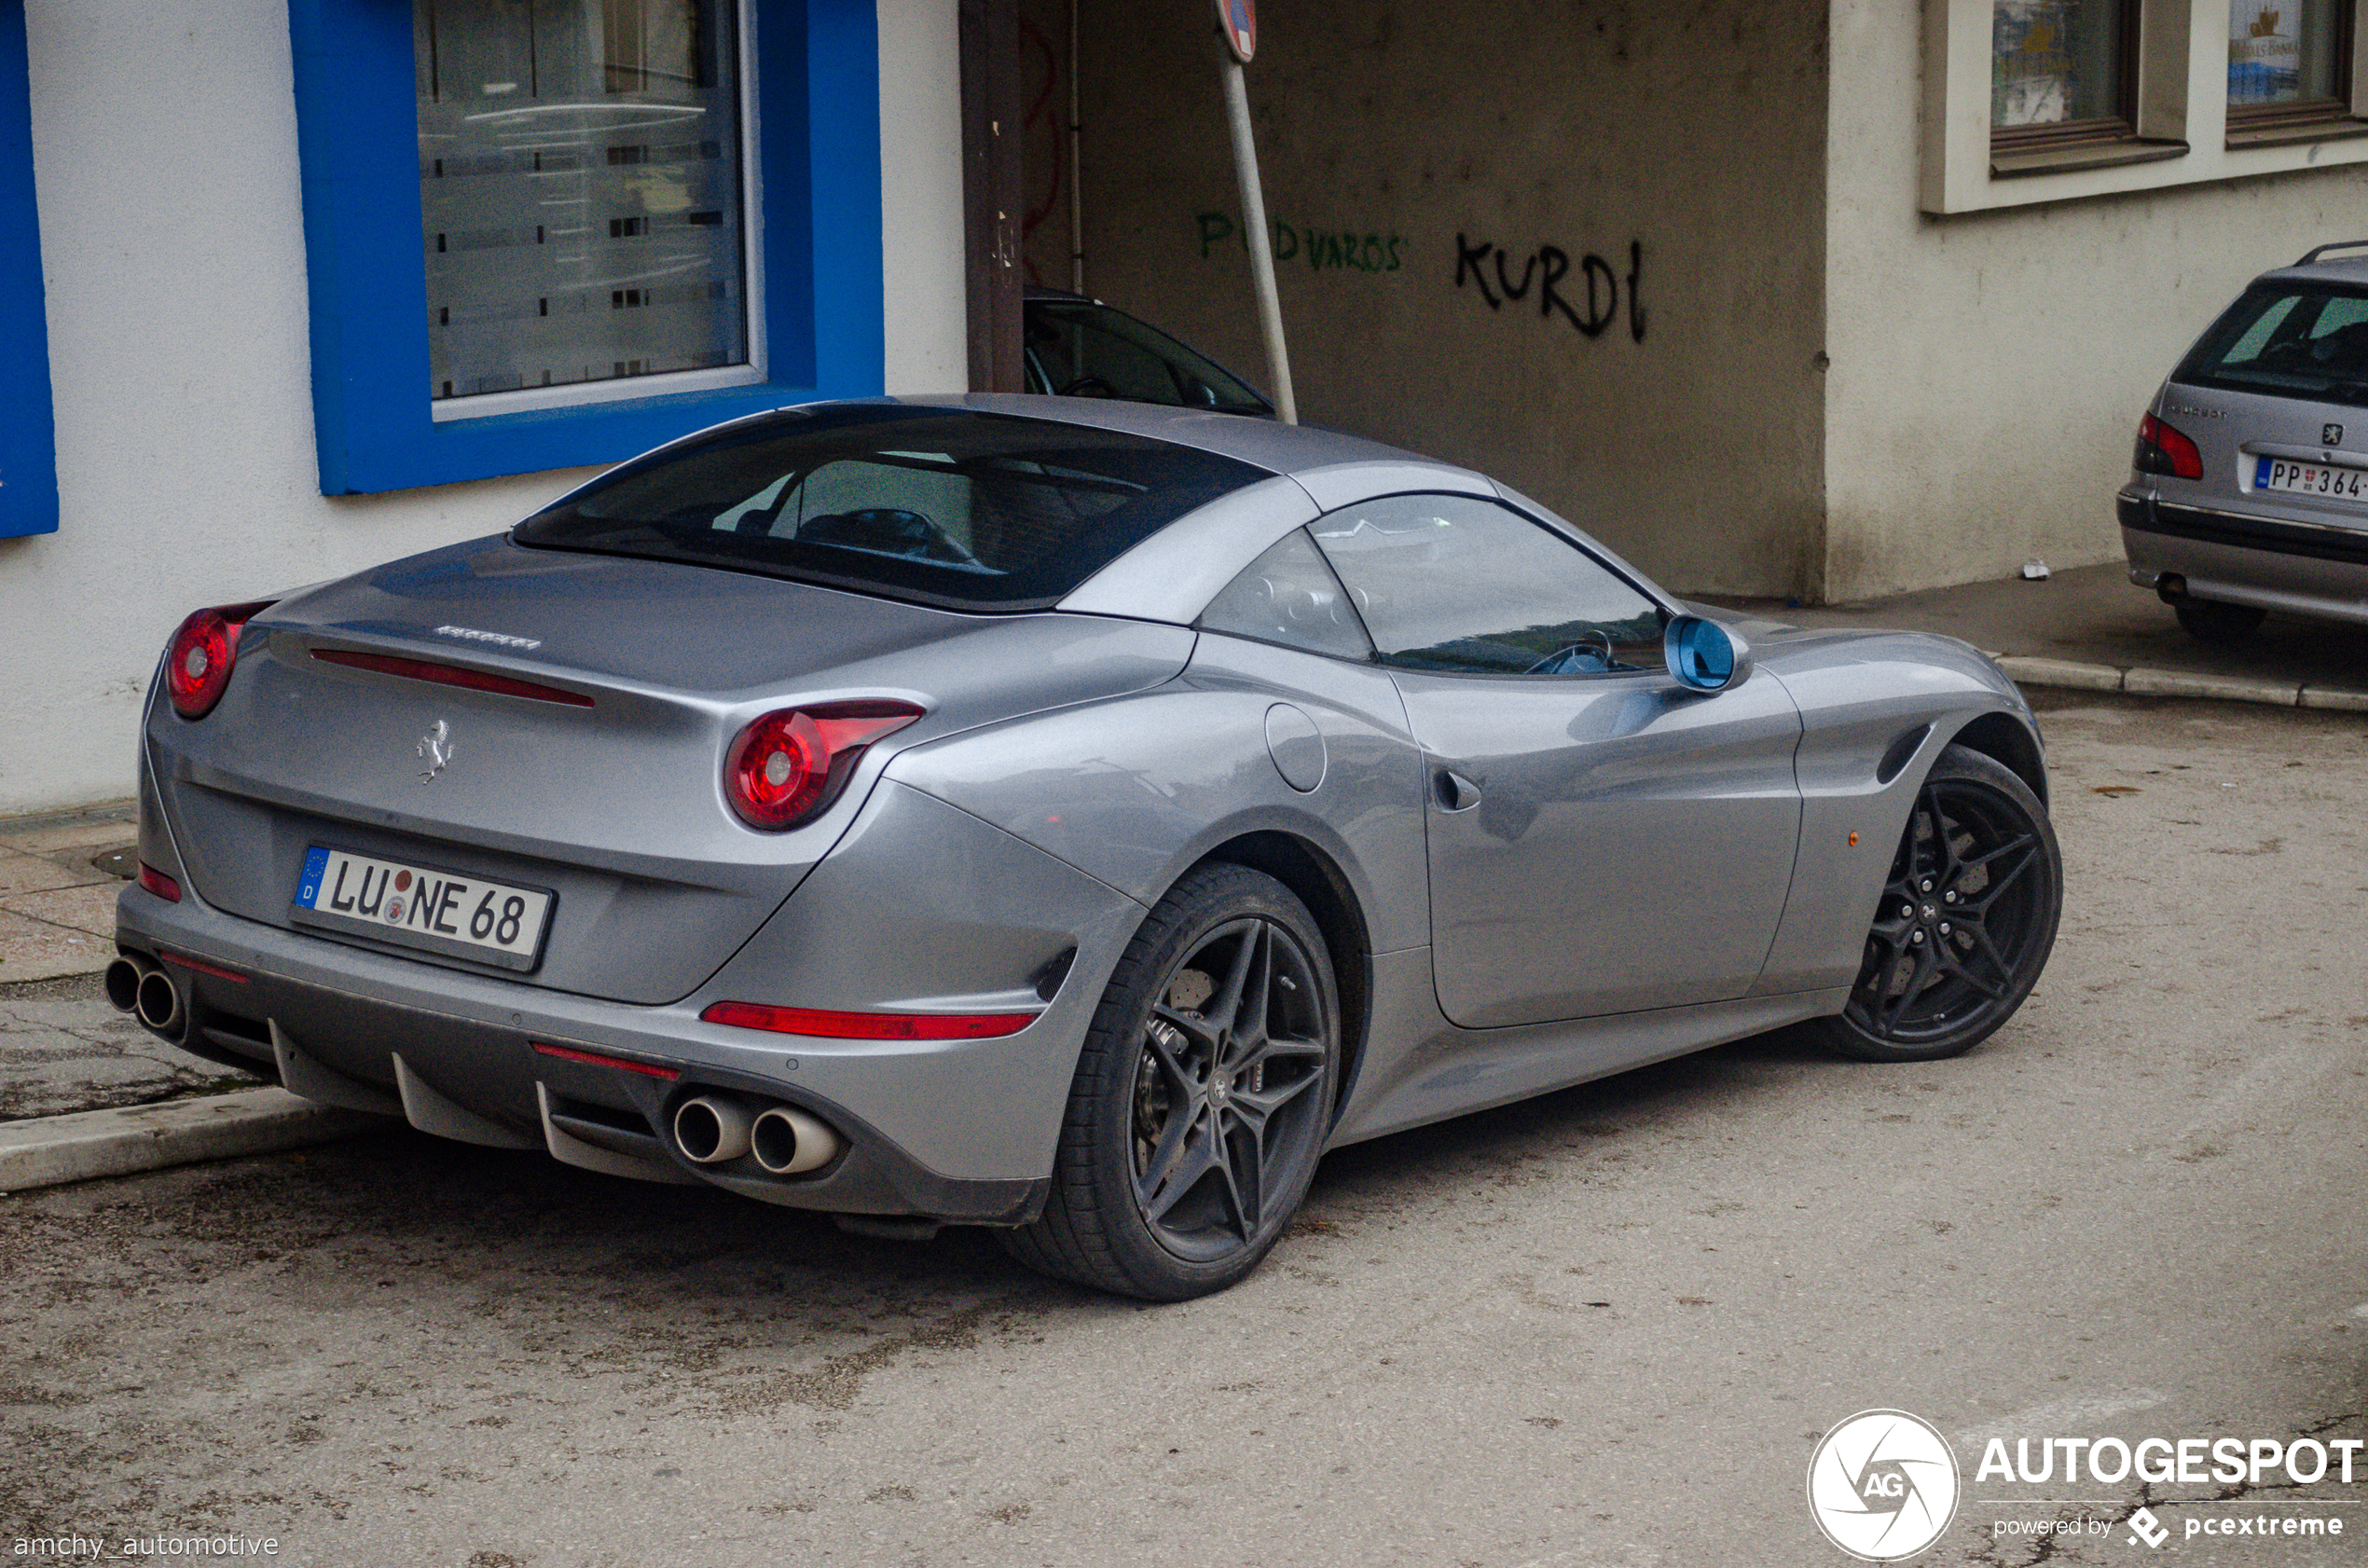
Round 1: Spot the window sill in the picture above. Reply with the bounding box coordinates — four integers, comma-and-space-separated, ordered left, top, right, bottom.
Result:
2225, 117, 2368, 150
1989, 137, 2190, 179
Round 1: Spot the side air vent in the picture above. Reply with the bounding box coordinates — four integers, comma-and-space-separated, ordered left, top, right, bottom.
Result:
1875, 724, 1932, 786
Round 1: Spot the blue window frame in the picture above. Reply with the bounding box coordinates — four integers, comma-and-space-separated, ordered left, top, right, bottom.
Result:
0, 0, 58, 539
287, 0, 883, 495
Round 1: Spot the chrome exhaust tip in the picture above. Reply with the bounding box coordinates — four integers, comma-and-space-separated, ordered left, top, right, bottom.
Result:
672, 1095, 754, 1164
104, 956, 147, 1013
750, 1104, 842, 1176
134, 967, 186, 1038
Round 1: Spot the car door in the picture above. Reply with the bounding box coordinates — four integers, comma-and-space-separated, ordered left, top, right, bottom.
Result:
1307, 493, 1804, 1028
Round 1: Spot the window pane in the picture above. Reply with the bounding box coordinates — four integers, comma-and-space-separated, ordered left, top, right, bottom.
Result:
416, 0, 749, 404
1199, 530, 1374, 661
2174, 285, 2368, 405
515, 406, 1267, 612
1025, 300, 1271, 414
1307, 496, 1666, 677
2229, 0, 2344, 106
1993, 0, 2127, 130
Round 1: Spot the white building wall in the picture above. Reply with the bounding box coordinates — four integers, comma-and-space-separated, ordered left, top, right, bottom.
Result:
1823, 0, 2368, 601
0, 0, 966, 816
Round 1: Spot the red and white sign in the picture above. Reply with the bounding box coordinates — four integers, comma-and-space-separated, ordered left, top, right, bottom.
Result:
1213, 0, 1256, 63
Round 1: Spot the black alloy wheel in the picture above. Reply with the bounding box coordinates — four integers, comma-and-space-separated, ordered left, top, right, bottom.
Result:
1002, 864, 1339, 1300
1815, 744, 2062, 1063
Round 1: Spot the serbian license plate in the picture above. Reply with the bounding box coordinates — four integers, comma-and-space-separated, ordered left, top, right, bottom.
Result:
292, 846, 552, 970
2255, 456, 2368, 502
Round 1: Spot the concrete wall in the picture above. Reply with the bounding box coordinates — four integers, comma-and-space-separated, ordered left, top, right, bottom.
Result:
0, 0, 965, 816
1824, 1, 2368, 601
1043, 0, 1830, 599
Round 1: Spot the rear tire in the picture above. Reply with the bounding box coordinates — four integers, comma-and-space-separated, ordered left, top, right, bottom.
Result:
1000, 865, 1338, 1300
1812, 744, 2061, 1064
2173, 598, 2265, 644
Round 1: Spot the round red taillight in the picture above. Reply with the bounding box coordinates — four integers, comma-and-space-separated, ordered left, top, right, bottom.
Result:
163, 601, 274, 721
725, 709, 831, 828
723, 702, 923, 831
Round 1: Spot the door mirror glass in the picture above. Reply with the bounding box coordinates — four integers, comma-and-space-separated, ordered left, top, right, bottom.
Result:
1665, 615, 1751, 692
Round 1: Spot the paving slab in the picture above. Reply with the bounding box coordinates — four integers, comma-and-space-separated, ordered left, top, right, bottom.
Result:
0, 1087, 379, 1192
0, 970, 260, 1121
0, 908, 117, 983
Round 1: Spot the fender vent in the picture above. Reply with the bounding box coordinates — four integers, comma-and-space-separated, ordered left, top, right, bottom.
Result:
1876, 724, 1931, 786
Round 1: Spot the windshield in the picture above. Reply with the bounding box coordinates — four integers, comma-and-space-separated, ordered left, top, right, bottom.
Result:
1025, 299, 1273, 415
2175, 282, 2368, 407
513, 406, 1268, 612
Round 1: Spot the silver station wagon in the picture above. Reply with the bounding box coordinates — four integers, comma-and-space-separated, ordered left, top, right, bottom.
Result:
2122, 241, 2368, 642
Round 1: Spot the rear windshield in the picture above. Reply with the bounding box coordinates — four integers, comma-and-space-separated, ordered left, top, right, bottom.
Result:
2175, 282, 2368, 407
514, 406, 1267, 612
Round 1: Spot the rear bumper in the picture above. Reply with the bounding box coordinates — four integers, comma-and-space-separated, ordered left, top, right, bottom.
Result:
112, 781, 1146, 1221
2119, 488, 2368, 625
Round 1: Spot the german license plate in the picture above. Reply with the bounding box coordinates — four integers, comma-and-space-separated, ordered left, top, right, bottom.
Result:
2254, 456, 2368, 501
292, 846, 552, 970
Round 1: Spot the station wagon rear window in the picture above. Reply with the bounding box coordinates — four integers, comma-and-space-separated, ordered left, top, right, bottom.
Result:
515, 406, 1266, 612
2175, 283, 2368, 407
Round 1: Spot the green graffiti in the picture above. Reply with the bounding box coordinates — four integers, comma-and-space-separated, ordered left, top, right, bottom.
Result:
1196, 212, 1407, 275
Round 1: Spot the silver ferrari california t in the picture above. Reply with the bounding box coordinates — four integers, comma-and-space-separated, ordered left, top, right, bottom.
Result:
115, 397, 2061, 1300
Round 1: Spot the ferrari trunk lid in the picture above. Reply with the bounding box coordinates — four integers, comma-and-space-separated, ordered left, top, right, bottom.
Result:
147, 535, 1192, 1004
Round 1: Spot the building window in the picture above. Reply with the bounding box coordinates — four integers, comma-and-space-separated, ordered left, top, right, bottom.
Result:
1992, 0, 2139, 147
2226, 0, 2355, 129
416, 0, 756, 414
0, 0, 57, 539
288, 0, 885, 495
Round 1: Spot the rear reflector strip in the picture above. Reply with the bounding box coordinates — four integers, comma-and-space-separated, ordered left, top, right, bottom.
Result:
159, 950, 248, 984
700, 1002, 1041, 1040
138, 862, 182, 902
530, 1040, 682, 1080
312, 648, 595, 708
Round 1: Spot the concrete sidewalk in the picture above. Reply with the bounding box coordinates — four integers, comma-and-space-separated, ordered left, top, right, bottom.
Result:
1703, 559, 2368, 708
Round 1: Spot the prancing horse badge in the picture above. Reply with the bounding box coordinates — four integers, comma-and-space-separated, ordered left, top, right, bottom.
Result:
417, 720, 455, 784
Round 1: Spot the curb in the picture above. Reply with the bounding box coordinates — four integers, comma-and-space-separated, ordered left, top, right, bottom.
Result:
1991, 654, 2368, 712
0, 1089, 384, 1194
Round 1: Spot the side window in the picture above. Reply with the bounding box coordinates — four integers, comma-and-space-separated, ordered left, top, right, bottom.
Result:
1308, 494, 1667, 676
1199, 529, 1375, 661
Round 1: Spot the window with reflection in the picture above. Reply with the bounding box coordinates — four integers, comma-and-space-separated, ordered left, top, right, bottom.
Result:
2227, 1, 2352, 126
1992, 0, 2137, 145
1306, 496, 1666, 678
415, 0, 750, 406
1199, 529, 1375, 662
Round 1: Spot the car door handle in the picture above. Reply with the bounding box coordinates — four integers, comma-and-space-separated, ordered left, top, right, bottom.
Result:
1435, 768, 1481, 813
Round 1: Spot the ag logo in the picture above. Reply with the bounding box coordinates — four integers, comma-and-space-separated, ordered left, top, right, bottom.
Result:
1807, 1409, 1960, 1561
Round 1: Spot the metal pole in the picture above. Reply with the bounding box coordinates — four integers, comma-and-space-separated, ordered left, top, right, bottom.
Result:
1218, 55, 1296, 423
1067, 0, 1084, 293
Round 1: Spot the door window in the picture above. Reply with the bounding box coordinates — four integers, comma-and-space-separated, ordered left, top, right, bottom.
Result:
1307, 495, 1666, 676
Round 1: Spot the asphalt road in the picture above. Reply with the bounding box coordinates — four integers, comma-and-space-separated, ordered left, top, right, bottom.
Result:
3, 693, 2364, 1568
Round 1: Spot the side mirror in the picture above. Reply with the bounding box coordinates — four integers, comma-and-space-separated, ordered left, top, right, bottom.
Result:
1664, 614, 1753, 693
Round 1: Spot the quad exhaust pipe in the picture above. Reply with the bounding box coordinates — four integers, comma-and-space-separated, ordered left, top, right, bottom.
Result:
107, 955, 186, 1040
750, 1104, 839, 1176
670, 1093, 842, 1176
672, 1095, 754, 1164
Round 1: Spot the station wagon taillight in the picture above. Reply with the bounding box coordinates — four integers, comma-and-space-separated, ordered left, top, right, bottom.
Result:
723, 701, 924, 831
163, 600, 277, 720
2135, 413, 2205, 481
